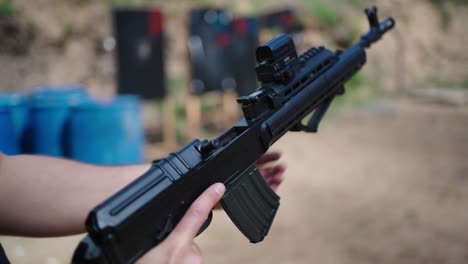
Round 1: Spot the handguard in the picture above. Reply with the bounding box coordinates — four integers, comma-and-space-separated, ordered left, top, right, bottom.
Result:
221, 164, 280, 243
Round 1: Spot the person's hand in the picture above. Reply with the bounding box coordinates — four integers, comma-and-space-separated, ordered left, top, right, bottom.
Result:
136, 151, 285, 263
256, 150, 286, 192
137, 183, 225, 264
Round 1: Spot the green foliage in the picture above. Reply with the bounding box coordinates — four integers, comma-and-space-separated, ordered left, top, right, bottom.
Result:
260, 28, 284, 43
200, 95, 219, 113
0, 0, 17, 17
348, 0, 364, 8
429, 0, 451, 30
427, 0, 468, 30
346, 24, 361, 44
25, 22, 37, 43
167, 76, 186, 121
429, 75, 449, 87
347, 72, 365, 90
153, 100, 163, 114
250, 0, 264, 12
106, 0, 154, 7
52, 23, 75, 49
461, 80, 468, 89
430, 0, 468, 5
327, 72, 385, 110
190, 0, 214, 6
333, 23, 361, 48
429, 75, 468, 89
168, 76, 184, 96
304, 0, 340, 27
73, 0, 92, 4
332, 86, 381, 109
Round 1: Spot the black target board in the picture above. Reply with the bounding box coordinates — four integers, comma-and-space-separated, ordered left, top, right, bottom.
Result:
113, 9, 166, 99
188, 8, 236, 95
257, 9, 303, 33
227, 17, 259, 96
188, 9, 261, 96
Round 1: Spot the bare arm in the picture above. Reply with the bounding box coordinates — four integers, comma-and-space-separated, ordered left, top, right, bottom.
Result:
0, 152, 150, 237
0, 150, 285, 238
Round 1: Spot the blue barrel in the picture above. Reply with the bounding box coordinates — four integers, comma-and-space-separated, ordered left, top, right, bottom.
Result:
0, 99, 19, 154
0, 93, 29, 154
31, 84, 88, 106
29, 85, 89, 156
68, 95, 145, 165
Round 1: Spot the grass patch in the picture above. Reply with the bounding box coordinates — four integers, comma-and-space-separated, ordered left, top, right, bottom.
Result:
461, 80, 468, 89
346, 72, 365, 90
0, 0, 17, 17
167, 75, 187, 139
429, 75, 468, 89
106, 0, 154, 7
303, 0, 340, 27
328, 72, 384, 111
427, 0, 468, 30
331, 86, 382, 111
167, 76, 184, 97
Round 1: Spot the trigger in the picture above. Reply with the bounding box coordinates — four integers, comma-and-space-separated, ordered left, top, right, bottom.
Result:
196, 210, 213, 236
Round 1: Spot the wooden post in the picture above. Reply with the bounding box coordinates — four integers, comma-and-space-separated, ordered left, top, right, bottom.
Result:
162, 96, 177, 150
185, 93, 202, 141
222, 89, 239, 129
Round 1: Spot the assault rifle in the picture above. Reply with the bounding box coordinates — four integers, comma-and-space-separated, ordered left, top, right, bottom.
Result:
73, 6, 395, 264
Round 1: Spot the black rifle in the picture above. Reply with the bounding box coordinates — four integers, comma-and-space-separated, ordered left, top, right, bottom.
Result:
72, 6, 395, 264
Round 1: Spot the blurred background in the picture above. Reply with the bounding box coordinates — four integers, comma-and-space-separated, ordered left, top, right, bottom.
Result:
1, 0, 468, 263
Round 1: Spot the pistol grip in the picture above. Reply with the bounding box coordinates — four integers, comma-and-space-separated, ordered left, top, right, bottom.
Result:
221, 164, 280, 243
72, 236, 106, 264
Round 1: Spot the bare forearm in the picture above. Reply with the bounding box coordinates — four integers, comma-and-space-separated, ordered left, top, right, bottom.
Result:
0, 153, 150, 237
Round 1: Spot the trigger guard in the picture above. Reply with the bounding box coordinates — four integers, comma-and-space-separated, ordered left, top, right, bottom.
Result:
196, 210, 213, 236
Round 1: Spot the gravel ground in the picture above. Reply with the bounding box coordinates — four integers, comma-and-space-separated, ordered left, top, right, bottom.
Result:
1, 99, 468, 264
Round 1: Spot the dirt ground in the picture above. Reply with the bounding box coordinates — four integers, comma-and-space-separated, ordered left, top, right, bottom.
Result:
1, 98, 468, 264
